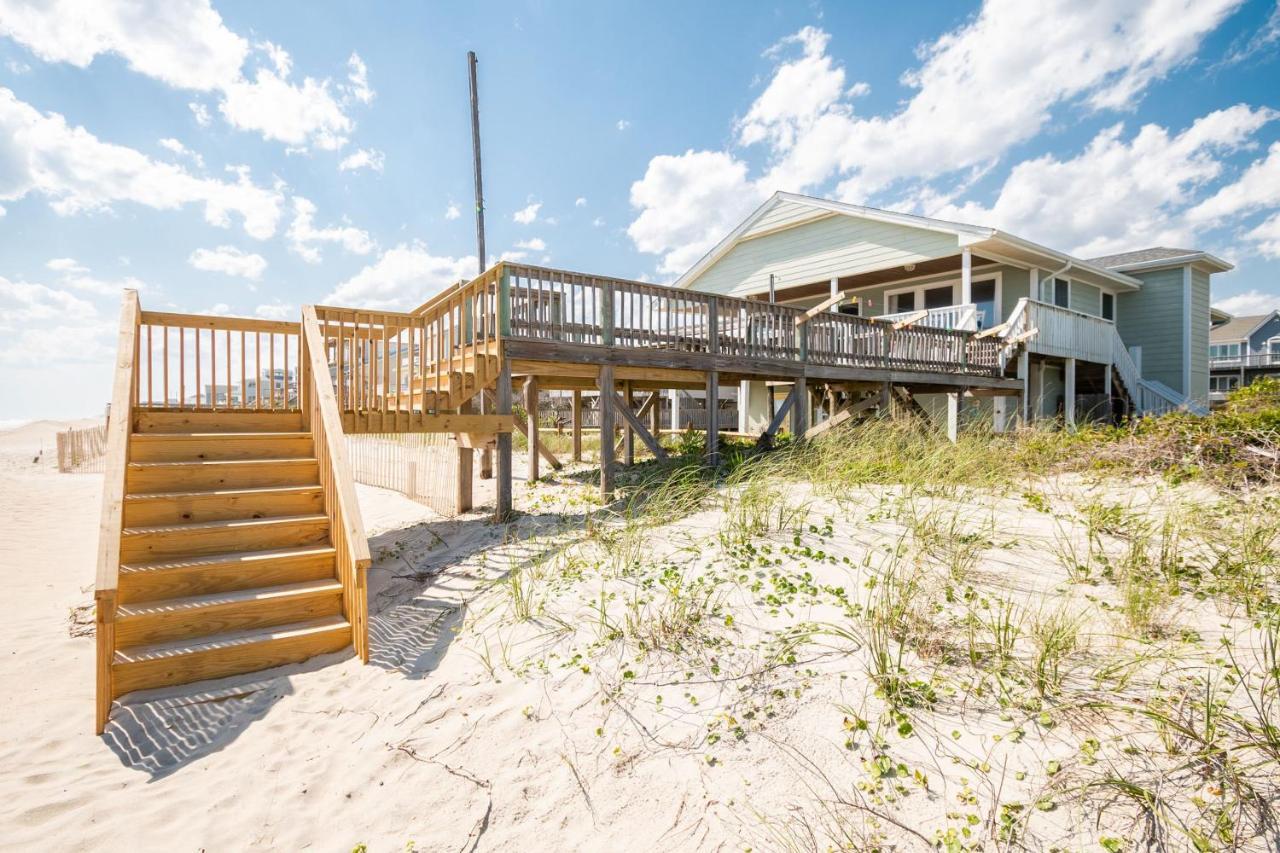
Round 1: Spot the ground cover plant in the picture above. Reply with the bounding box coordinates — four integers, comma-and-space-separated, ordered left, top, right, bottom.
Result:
433, 381, 1280, 850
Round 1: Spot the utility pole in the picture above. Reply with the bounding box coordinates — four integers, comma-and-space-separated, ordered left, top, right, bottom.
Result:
468, 50, 486, 273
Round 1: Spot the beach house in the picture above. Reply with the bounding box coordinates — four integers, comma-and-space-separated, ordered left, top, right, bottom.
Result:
676, 193, 1232, 427
1208, 309, 1280, 405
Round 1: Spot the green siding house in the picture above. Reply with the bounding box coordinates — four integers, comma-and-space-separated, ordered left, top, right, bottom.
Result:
676, 193, 1231, 427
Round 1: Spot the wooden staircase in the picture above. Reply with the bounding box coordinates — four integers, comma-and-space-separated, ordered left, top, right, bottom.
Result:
109, 411, 352, 698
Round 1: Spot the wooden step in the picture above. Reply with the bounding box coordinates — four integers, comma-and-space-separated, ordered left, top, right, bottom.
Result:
111, 616, 352, 696
129, 432, 314, 462
120, 514, 329, 562
115, 580, 344, 646
123, 485, 324, 527
126, 458, 318, 492
118, 545, 337, 603
134, 410, 304, 434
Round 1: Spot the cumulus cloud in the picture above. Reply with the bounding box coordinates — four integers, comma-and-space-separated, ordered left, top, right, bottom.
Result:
337, 147, 385, 173
324, 243, 476, 310
1214, 289, 1280, 315
43, 257, 146, 296
0, 88, 284, 237
444, 202, 461, 220
927, 105, 1277, 257
286, 196, 375, 263
158, 137, 204, 168
616, 119, 630, 131
188, 245, 267, 280
0, 275, 114, 367
575, 197, 587, 207
254, 301, 293, 320
515, 237, 546, 251
627, 3, 1246, 273
513, 201, 541, 224
0, 0, 372, 152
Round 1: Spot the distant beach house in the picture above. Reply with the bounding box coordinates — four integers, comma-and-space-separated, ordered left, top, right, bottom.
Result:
677, 192, 1232, 426
1208, 309, 1280, 405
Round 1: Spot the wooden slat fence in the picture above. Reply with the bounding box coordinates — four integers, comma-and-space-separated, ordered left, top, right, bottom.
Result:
345, 433, 464, 516
56, 423, 108, 472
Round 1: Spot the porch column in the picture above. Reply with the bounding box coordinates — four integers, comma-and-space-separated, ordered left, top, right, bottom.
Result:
790, 377, 808, 437
1064, 358, 1077, 427
961, 248, 972, 305
669, 388, 682, 431
829, 276, 839, 312
946, 391, 960, 443
740, 380, 770, 434
1029, 268, 1040, 302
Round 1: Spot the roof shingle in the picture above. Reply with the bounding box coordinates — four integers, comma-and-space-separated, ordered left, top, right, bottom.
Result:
1087, 247, 1202, 269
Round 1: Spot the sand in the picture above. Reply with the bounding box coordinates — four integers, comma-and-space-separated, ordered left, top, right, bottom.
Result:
0, 420, 1274, 851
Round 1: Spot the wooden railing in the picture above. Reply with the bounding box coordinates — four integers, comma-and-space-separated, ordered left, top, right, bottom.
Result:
1012, 299, 1113, 363
498, 263, 1000, 376
879, 303, 980, 332
95, 290, 140, 734
134, 311, 300, 411
301, 306, 372, 661
314, 267, 500, 429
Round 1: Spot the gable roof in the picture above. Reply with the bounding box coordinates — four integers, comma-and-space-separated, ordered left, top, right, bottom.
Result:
1209, 311, 1280, 343
1088, 246, 1233, 273
673, 191, 1143, 292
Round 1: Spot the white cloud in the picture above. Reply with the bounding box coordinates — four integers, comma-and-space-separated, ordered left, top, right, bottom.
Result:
158, 137, 204, 169
513, 201, 541, 224
0, 0, 371, 152
928, 105, 1277, 257
616, 119, 630, 131
0, 275, 116, 368
444, 202, 461, 220
43, 257, 146, 296
1217, 1, 1280, 67
592, 216, 605, 227
254, 301, 293, 320
286, 196, 375, 263
627, 150, 762, 274
218, 63, 352, 151
5, 58, 30, 74
344, 53, 374, 105
325, 243, 476, 310
0, 88, 284, 238
1214, 289, 1280, 315
1246, 214, 1280, 259
338, 147, 385, 173
1186, 141, 1280, 226
515, 237, 546, 251
189, 101, 211, 126
188, 245, 267, 280
574, 197, 587, 207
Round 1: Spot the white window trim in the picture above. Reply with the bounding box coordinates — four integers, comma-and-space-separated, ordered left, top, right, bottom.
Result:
885, 272, 1003, 323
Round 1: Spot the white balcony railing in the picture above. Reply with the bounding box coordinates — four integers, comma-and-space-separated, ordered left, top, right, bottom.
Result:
1210, 353, 1280, 369
877, 303, 980, 331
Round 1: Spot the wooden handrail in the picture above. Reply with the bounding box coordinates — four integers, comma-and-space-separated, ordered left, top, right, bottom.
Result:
794, 291, 847, 326
301, 305, 372, 659
95, 289, 140, 733
140, 310, 298, 335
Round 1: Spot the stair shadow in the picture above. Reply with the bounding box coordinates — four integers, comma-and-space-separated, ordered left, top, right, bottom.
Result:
100, 652, 348, 779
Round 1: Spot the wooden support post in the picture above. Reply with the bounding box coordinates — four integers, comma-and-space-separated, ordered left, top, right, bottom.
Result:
961, 247, 972, 305
705, 371, 720, 467
789, 377, 808, 437
622, 379, 634, 466
571, 389, 583, 462
455, 399, 475, 513
649, 389, 661, 442
598, 366, 615, 499
947, 392, 960, 443
524, 376, 539, 483
1064, 357, 1077, 427
670, 389, 682, 430
478, 386, 493, 479
1018, 350, 1030, 426
495, 358, 512, 522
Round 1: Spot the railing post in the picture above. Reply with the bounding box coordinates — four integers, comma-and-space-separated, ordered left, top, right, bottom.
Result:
601, 280, 614, 347
707, 298, 718, 355
497, 265, 511, 338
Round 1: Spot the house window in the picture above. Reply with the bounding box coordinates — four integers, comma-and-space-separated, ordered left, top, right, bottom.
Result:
890, 291, 916, 313
1102, 292, 1115, 321
838, 302, 860, 316
1053, 278, 1070, 308
923, 285, 953, 309
1210, 375, 1240, 393
1269, 339, 1280, 364
1210, 343, 1242, 361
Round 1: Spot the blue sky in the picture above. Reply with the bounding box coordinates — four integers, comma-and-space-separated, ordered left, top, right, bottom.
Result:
2, 0, 1279, 418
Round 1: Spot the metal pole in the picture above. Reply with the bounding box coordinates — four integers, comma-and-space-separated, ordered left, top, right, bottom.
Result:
468, 51, 486, 274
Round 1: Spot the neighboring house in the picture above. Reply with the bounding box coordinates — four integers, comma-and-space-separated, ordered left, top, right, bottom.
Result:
675, 192, 1231, 429
1207, 309, 1280, 406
